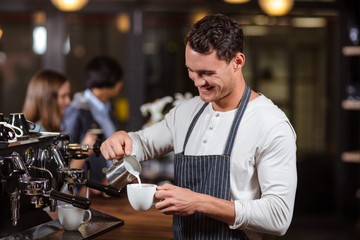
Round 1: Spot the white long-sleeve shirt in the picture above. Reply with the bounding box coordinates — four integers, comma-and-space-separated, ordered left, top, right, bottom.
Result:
129, 94, 297, 240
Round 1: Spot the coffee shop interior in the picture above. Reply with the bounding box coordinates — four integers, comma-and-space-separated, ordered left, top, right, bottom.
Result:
0, 0, 359, 239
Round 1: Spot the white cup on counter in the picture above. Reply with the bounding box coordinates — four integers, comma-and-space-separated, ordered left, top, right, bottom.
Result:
57, 204, 92, 231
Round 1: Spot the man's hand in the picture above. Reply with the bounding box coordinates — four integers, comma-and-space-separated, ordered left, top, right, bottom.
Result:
154, 183, 201, 216
100, 131, 133, 160
155, 183, 236, 225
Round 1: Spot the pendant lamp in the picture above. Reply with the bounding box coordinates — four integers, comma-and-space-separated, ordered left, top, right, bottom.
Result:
258, 0, 294, 16
51, 0, 89, 12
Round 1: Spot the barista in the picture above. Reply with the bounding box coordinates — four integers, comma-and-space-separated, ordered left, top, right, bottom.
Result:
100, 14, 297, 239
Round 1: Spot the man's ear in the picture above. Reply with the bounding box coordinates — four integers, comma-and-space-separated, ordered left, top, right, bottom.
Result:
232, 52, 245, 71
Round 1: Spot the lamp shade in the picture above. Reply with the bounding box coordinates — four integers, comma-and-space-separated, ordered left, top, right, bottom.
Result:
51, 0, 89, 12
258, 0, 294, 16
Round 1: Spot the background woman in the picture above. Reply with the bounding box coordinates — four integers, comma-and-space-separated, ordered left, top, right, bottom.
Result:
22, 69, 71, 132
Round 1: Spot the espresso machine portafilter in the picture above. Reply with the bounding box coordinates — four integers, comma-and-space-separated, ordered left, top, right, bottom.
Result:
55, 134, 123, 197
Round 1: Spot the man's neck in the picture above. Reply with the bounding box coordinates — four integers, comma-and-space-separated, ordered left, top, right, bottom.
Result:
91, 88, 111, 103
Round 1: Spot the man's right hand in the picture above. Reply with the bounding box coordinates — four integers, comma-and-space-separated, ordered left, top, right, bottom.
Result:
100, 130, 133, 160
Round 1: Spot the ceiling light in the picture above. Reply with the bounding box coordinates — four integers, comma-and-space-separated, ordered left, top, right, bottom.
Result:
116, 13, 131, 33
258, 0, 294, 16
223, 0, 250, 3
51, 0, 89, 12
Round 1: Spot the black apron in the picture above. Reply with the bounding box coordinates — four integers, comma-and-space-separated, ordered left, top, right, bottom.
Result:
173, 85, 251, 240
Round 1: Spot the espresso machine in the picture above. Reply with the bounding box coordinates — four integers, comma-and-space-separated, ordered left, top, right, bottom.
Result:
0, 131, 124, 239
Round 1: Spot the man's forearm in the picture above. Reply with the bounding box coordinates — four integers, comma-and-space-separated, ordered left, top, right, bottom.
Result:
196, 193, 236, 225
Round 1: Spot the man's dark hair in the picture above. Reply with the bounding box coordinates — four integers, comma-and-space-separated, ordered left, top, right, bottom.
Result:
185, 14, 244, 63
84, 55, 124, 89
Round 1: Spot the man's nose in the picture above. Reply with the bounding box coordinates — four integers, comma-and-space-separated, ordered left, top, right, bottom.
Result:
193, 75, 206, 87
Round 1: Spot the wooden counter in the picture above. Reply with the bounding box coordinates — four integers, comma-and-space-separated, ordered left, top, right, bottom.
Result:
91, 194, 173, 240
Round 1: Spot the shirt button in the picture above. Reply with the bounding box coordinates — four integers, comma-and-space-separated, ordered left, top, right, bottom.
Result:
203, 139, 207, 143
209, 126, 213, 130
215, 113, 219, 117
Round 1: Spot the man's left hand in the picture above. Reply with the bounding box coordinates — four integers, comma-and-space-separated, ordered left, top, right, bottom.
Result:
154, 183, 202, 216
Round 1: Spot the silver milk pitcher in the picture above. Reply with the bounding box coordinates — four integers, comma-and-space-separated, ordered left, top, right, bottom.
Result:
105, 155, 142, 190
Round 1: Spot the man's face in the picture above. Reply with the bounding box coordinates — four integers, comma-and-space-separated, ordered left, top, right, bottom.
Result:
185, 43, 241, 110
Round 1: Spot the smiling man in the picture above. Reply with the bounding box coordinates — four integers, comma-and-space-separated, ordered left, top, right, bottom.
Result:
100, 14, 297, 240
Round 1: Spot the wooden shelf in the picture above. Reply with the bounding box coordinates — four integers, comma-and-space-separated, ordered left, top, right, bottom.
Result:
342, 46, 360, 56
342, 99, 360, 110
341, 150, 360, 163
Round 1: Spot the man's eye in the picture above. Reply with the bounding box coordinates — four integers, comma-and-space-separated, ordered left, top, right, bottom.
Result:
203, 72, 214, 76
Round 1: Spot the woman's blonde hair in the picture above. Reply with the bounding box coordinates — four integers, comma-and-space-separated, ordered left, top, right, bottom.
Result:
22, 69, 68, 132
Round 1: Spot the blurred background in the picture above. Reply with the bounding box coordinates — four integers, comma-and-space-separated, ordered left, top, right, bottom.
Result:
0, 0, 359, 238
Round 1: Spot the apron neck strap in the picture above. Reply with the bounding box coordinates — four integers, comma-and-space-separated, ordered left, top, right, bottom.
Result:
182, 84, 251, 156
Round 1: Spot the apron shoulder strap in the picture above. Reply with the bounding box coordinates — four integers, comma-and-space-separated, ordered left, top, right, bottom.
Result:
224, 85, 251, 156
182, 102, 209, 151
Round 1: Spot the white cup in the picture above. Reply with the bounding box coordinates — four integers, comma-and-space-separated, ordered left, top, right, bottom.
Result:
57, 204, 92, 231
0, 121, 23, 139
127, 183, 157, 211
